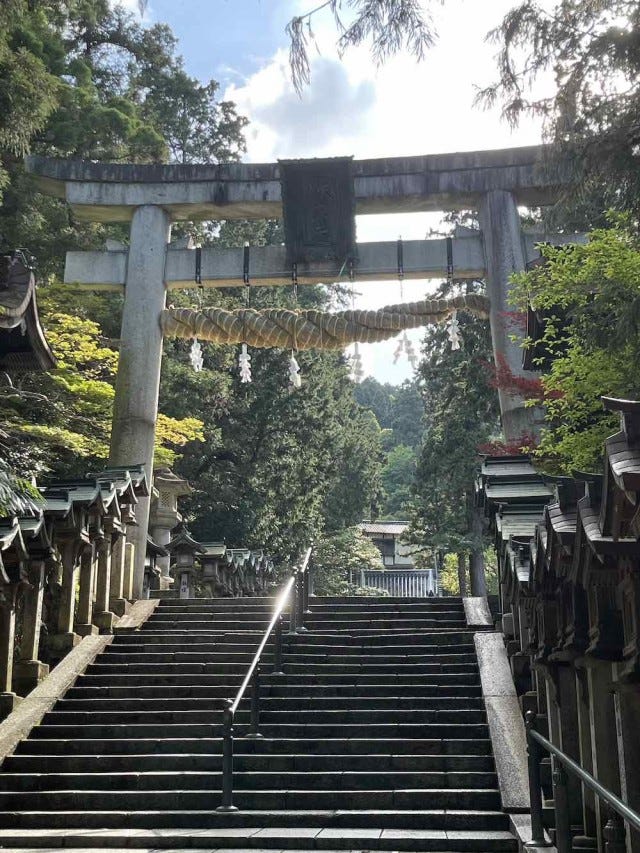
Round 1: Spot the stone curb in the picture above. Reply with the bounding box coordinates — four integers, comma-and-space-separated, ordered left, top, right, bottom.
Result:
0, 598, 159, 762
474, 631, 530, 812
463, 596, 493, 630
115, 597, 160, 630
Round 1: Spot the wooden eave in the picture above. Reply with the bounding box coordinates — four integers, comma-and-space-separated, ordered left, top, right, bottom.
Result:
0, 257, 56, 373
578, 496, 640, 558
146, 535, 169, 558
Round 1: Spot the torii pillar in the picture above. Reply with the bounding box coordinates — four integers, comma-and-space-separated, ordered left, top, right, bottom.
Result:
25, 145, 571, 597
109, 206, 171, 597
480, 190, 541, 442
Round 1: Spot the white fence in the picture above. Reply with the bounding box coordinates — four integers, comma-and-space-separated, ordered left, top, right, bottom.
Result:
360, 569, 437, 597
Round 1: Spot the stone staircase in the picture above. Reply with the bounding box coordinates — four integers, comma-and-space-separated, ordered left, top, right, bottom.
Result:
0, 594, 517, 853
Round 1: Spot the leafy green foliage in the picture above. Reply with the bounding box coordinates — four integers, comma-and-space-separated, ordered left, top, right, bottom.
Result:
480, 0, 640, 222
5, 304, 203, 477
408, 282, 500, 558
354, 378, 423, 518
287, 0, 435, 94
380, 444, 416, 518
439, 549, 498, 596
0, 458, 41, 516
312, 527, 384, 596
510, 218, 640, 472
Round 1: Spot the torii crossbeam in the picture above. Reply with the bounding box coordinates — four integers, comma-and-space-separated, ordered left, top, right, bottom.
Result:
26, 145, 578, 596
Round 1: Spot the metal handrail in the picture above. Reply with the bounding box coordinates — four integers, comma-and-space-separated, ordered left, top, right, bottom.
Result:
217, 546, 312, 811
525, 710, 640, 853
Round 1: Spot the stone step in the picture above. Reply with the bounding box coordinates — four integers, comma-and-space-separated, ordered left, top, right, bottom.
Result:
304, 611, 466, 620
15, 738, 494, 756
44, 707, 488, 725
281, 643, 476, 654
282, 633, 474, 645
60, 692, 486, 710
83, 662, 479, 675
6, 841, 517, 853
2, 753, 496, 774
146, 619, 469, 631
66, 682, 483, 698
73, 672, 481, 686
98, 651, 276, 663
0, 787, 503, 811
0, 807, 511, 830
1, 592, 513, 851
0, 769, 499, 792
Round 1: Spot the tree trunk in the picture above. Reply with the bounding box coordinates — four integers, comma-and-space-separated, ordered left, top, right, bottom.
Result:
469, 504, 487, 596
457, 553, 468, 597
469, 550, 487, 596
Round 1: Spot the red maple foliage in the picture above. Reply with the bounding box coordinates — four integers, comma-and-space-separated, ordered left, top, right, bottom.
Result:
498, 310, 528, 333
477, 432, 538, 456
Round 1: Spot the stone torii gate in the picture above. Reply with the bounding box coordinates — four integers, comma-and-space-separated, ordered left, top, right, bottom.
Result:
26, 144, 575, 597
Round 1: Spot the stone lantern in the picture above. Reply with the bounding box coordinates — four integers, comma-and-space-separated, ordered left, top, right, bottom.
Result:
142, 536, 168, 599
149, 468, 192, 590
200, 543, 226, 597
166, 523, 204, 599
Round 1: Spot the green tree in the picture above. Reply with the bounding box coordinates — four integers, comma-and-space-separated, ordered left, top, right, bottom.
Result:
353, 377, 394, 428
286, 0, 435, 93
380, 444, 416, 518
4, 301, 203, 479
481, 0, 640, 222
510, 218, 640, 473
312, 527, 384, 596
389, 380, 424, 449
408, 282, 500, 591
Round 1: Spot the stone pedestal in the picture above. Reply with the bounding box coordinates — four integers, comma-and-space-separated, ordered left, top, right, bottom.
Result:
74, 546, 98, 637
575, 667, 598, 849
13, 659, 49, 696
47, 631, 81, 658
0, 588, 20, 718
586, 660, 621, 850
93, 530, 116, 633
123, 541, 135, 601
614, 684, 640, 853
14, 559, 49, 695
0, 692, 21, 719
108, 205, 172, 600
109, 531, 129, 617
51, 539, 80, 654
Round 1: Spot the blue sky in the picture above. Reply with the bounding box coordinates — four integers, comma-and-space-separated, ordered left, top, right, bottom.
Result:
127, 0, 546, 384
144, 0, 296, 86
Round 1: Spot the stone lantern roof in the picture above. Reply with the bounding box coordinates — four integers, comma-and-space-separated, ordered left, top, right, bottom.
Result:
0, 253, 55, 373
153, 467, 192, 496
166, 522, 205, 555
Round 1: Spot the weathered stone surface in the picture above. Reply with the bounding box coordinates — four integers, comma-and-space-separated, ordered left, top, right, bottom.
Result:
114, 597, 159, 630
464, 596, 493, 629
475, 632, 529, 811
26, 145, 568, 222
509, 813, 555, 850
0, 634, 112, 762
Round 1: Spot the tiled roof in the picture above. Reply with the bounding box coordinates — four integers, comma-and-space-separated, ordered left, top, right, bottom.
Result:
359, 521, 408, 535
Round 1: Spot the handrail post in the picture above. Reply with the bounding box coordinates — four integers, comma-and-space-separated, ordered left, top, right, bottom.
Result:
273, 612, 284, 675
246, 665, 263, 739
296, 570, 308, 632
216, 702, 238, 811
604, 811, 626, 853
288, 574, 298, 634
303, 559, 311, 615
552, 757, 573, 853
525, 711, 552, 848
